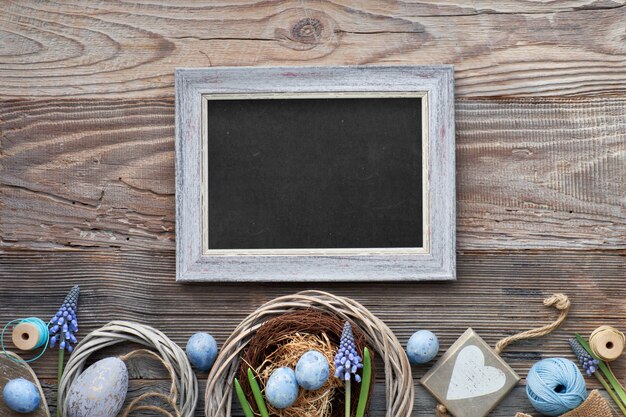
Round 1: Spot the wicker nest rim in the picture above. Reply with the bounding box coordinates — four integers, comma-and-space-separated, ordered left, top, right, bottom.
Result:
205, 291, 413, 417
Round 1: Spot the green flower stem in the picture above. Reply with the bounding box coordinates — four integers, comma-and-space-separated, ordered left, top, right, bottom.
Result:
595, 371, 626, 417
576, 334, 626, 409
247, 368, 269, 417
355, 348, 372, 417
234, 378, 254, 417
345, 379, 351, 417
56, 347, 64, 417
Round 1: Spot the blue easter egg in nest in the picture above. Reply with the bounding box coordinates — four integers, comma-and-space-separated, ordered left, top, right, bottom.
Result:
186, 332, 218, 372
67, 357, 128, 417
295, 350, 330, 391
3, 378, 41, 413
407, 330, 439, 364
266, 367, 299, 409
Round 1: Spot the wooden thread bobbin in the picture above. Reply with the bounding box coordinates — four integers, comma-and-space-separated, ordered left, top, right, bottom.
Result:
589, 325, 625, 362
11, 322, 40, 351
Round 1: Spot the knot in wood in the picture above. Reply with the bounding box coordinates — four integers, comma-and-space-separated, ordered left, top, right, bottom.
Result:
291, 18, 323, 44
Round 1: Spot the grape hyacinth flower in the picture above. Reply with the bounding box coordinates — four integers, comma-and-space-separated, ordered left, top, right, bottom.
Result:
334, 321, 363, 417
49, 285, 80, 353
49, 285, 79, 417
569, 338, 599, 376
334, 321, 363, 382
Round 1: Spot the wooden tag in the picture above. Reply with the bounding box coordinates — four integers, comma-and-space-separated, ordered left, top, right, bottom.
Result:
421, 328, 520, 417
0, 352, 50, 417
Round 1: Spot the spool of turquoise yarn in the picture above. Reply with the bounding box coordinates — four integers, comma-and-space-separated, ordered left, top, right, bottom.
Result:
526, 358, 587, 416
1, 318, 50, 363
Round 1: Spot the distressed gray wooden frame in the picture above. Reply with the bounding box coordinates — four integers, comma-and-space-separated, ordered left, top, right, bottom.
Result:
175, 66, 455, 282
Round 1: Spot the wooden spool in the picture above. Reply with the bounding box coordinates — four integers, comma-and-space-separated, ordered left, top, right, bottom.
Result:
590, 327, 625, 361
11, 322, 40, 351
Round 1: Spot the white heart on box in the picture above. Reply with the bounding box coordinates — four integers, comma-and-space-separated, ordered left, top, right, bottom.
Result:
446, 344, 507, 400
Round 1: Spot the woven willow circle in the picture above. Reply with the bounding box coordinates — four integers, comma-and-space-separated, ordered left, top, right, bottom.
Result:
58, 321, 198, 417
205, 290, 413, 417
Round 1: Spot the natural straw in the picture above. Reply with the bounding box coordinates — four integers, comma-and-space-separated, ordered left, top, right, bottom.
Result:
205, 290, 413, 417
241, 311, 366, 417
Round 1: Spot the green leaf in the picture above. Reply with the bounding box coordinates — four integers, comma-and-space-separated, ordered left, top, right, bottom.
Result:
575, 333, 626, 408
248, 368, 270, 417
234, 378, 255, 417
594, 371, 626, 417
356, 347, 372, 417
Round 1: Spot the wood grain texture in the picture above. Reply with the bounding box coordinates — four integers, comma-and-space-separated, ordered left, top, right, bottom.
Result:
1, 1, 625, 415
2, 97, 623, 251
2, 1, 626, 98
41, 379, 592, 417
0, 249, 624, 416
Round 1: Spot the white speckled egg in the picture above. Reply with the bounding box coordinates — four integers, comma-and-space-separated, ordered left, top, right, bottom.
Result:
67, 357, 129, 417
265, 367, 299, 409
406, 330, 439, 364
295, 350, 329, 390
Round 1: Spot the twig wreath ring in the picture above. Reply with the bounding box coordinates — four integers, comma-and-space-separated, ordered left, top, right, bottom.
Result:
205, 290, 414, 417
57, 321, 198, 417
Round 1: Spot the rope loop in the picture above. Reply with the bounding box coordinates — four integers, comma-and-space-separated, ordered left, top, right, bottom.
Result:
436, 293, 571, 417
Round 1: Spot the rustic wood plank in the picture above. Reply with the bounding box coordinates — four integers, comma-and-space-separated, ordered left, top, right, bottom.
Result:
457, 97, 626, 249
2, 1, 626, 98
39, 379, 559, 417
0, 249, 623, 380
0, 99, 176, 250
2, 97, 623, 251
0, 249, 623, 416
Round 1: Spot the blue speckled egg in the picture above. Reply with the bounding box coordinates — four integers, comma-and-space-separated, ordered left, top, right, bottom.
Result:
186, 332, 218, 372
3, 378, 41, 413
67, 357, 128, 417
295, 350, 329, 390
406, 330, 439, 364
265, 367, 299, 409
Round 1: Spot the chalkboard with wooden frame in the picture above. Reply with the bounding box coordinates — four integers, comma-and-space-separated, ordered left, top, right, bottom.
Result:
175, 66, 455, 282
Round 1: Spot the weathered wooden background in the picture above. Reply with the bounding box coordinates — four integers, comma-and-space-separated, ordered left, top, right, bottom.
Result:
1, 1, 625, 416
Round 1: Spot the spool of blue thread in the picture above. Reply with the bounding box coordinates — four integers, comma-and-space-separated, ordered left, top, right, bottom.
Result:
1, 318, 50, 363
526, 358, 587, 416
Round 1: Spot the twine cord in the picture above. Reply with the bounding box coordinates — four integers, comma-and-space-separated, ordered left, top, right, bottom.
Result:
436, 293, 571, 417
495, 293, 570, 355
119, 349, 181, 417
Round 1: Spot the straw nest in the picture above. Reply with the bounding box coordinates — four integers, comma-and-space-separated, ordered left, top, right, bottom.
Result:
205, 291, 414, 417
238, 310, 373, 417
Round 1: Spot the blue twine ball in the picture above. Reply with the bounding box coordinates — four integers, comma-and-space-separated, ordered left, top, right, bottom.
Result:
526, 358, 587, 416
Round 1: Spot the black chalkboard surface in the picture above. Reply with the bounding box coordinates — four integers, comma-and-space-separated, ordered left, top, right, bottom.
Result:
206, 96, 423, 250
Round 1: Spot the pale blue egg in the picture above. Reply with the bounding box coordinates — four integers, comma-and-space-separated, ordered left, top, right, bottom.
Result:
3, 378, 41, 413
186, 332, 218, 372
295, 350, 329, 390
265, 367, 299, 409
67, 357, 128, 417
406, 330, 439, 364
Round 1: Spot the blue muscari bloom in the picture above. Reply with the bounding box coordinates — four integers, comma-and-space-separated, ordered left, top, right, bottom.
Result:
569, 338, 600, 377
334, 321, 363, 382
49, 285, 79, 352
